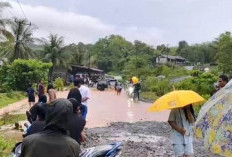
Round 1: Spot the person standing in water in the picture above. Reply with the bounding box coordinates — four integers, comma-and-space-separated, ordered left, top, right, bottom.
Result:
168, 105, 195, 157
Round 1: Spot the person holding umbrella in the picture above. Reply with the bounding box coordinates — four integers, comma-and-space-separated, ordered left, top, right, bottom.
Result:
168, 105, 196, 157
149, 90, 205, 157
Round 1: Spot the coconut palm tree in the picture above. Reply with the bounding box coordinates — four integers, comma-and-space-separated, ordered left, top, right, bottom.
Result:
0, 1, 14, 61
0, 1, 11, 29
41, 34, 71, 82
0, 18, 36, 62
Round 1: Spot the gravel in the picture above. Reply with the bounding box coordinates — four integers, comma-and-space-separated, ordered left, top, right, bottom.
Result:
82, 121, 220, 157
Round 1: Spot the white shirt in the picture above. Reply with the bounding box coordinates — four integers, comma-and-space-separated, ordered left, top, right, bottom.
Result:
79, 85, 91, 106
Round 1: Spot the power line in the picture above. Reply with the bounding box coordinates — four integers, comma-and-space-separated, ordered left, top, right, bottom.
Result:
16, 0, 28, 20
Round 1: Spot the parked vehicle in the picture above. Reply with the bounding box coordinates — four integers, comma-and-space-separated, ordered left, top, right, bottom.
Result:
97, 80, 108, 91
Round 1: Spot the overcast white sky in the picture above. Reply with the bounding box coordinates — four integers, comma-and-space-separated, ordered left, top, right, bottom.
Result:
3, 0, 232, 46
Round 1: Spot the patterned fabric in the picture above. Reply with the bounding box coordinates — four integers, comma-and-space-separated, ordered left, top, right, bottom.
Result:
195, 80, 232, 156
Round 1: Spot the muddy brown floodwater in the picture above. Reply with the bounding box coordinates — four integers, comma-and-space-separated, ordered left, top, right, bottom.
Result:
87, 89, 169, 128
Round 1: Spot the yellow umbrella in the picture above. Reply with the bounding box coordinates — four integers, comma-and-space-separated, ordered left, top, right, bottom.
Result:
132, 76, 139, 84
149, 90, 205, 112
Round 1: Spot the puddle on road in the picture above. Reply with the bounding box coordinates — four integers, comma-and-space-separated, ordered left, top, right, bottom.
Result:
107, 132, 167, 143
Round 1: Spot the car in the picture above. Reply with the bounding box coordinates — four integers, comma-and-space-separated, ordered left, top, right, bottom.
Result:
97, 80, 108, 91
108, 79, 117, 87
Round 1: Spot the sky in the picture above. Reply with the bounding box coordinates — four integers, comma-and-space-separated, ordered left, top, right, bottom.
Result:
2, 0, 232, 46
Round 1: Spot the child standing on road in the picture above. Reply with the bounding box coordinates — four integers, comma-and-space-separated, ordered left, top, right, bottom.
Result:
116, 83, 122, 95
168, 105, 195, 157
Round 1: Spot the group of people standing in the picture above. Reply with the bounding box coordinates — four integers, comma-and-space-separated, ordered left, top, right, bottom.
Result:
27, 80, 57, 108
21, 78, 91, 157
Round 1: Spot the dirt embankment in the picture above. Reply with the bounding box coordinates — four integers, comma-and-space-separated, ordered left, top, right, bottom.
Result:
83, 121, 220, 157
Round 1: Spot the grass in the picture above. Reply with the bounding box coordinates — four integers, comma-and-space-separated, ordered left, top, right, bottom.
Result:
141, 92, 159, 101
0, 113, 26, 127
0, 113, 26, 156
0, 136, 16, 157
0, 91, 26, 109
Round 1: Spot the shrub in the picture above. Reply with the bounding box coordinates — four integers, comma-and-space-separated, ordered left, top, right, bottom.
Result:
143, 76, 158, 92
55, 77, 64, 91
154, 65, 189, 79
0, 136, 16, 157
0, 59, 52, 92
176, 72, 217, 96
143, 77, 172, 97
69, 83, 75, 89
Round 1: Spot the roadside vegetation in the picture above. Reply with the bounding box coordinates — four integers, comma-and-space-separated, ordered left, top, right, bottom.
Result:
0, 136, 16, 157
0, 92, 26, 109
0, 113, 26, 127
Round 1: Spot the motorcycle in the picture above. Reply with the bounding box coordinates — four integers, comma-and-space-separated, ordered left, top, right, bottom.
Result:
12, 142, 122, 157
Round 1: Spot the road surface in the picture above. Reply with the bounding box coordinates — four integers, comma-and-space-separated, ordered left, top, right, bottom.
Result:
87, 89, 169, 127
0, 88, 170, 128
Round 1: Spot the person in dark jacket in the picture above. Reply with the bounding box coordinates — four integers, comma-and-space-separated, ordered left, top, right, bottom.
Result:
27, 84, 35, 107
21, 98, 80, 157
67, 98, 86, 144
133, 82, 141, 100
26, 94, 47, 123
38, 80, 45, 102
25, 103, 47, 137
67, 79, 82, 103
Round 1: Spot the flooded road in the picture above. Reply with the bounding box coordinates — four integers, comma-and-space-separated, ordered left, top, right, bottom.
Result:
87, 89, 169, 128
0, 88, 169, 128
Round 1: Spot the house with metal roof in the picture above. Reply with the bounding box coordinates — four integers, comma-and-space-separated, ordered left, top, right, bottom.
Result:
156, 54, 186, 65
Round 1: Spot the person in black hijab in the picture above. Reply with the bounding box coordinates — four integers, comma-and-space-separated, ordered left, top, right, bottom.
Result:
24, 103, 47, 137
67, 98, 86, 144
67, 79, 82, 103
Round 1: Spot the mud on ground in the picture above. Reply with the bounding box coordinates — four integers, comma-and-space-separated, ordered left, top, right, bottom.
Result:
83, 121, 220, 157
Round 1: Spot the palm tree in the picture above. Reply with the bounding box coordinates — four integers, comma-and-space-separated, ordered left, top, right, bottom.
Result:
41, 34, 71, 82
0, 1, 13, 61
0, 18, 36, 62
0, 1, 10, 29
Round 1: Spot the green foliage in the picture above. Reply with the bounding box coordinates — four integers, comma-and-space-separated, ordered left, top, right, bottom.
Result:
154, 65, 189, 78
55, 77, 64, 91
217, 32, 232, 74
0, 18, 36, 62
190, 70, 203, 77
0, 59, 52, 91
0, 113, 26, 126
177, 41, 217, 64
143, 76, 158, 92
91, 35, 134, 73
176, 72, 217, 96
0, 91, 26, 109
68, 83, 74, 89
66, 42, 90, 66
140, 92, 158, 100
0, 136, 16, 157
143, 76, 172, 96
41, 34, 71, 81
123, 56, 155, 80
154, 79, 172, 96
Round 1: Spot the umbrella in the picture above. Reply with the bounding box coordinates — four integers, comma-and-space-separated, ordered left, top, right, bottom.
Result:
149, 90, 205, 112
195, 80, 232, 156
132, 76, 139, 84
